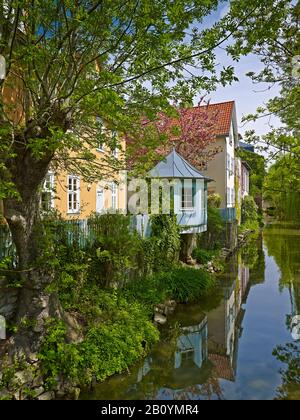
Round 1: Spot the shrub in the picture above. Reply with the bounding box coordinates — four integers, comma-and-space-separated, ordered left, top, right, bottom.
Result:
156, 267, 216, 303
39, 293, 159, 388
241, 195, 259, 230
208, 193, 222, 208
87, 213, 142, 287
141, 215, 180, 275
192, 248, 215, 264
200, 206, 225, 250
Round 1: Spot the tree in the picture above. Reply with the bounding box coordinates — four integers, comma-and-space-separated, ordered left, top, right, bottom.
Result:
237, 148, 266, 212
227, 0, 299, 156
0, 1, 267, 362
126, 99, 222, 174
264, 155, 300, 221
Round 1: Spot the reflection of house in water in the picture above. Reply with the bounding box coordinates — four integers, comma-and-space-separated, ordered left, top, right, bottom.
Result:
137, 314, 209, 386
175, 317, 208, 369
207, 261, 250, 382
135, 260, 252, 398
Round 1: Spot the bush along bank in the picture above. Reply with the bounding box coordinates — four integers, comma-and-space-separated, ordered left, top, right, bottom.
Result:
0, 214, 216, 400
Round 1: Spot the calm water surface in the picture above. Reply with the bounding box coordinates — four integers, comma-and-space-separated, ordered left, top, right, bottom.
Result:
82, 227, 300, 400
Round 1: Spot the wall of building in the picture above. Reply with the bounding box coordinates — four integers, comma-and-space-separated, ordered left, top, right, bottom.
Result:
203, 137, 227, 208
53, 170, 127, 219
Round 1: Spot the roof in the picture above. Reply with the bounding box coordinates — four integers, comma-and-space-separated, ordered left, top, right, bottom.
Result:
209, 353, 235, 382
186, 101, 236, 137
148, 149, 212, 180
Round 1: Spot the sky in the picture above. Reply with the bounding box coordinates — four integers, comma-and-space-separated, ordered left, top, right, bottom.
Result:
194, 2, 282, 140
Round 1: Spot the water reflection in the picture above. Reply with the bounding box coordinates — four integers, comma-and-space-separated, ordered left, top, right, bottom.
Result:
82, 229, 300, 400
264, 225, 300, 400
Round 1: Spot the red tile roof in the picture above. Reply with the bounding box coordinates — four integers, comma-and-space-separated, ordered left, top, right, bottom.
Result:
187, 101, 235, 137
209, 353, 235, 382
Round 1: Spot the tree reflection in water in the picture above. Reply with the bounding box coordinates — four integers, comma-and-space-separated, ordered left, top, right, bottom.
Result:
264, 225, 300, 400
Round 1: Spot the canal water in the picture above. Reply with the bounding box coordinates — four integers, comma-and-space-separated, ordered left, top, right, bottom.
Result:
82, 226, 300, 400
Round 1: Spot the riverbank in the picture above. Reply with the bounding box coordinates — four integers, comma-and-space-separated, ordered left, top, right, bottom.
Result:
82, 227, 300, 400
0, 214, 259, 400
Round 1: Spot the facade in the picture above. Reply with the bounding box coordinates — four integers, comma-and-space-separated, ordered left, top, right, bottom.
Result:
200, 101, 240, 222
241, 161, 250, 199
41, 141, 127, 219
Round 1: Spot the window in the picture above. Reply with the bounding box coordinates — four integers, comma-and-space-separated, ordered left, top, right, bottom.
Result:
67, 176, 80, 213
181, 180, 196, 211
111, 182, 118, 210
231, 157, 235, 176
41, 173, 54, 212
97, 142, 105, 152
96, 187, 104, 213
227, 187, 235, 208
227, 153, 230, 171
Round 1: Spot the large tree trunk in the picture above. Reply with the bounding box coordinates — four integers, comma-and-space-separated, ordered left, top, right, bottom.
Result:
3, 194, 63, 359
1, 146, 63, 360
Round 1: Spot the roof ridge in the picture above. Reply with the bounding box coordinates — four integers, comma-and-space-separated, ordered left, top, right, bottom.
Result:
190, 100, 235, 110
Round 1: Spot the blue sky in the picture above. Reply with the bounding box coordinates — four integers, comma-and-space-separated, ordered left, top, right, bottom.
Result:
194, 2, 282, 139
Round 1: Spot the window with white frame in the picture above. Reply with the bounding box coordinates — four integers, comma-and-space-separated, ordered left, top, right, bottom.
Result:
181, 180, 196, 211
111, 182, 118, 210
41, 173, 54, 212
67, 176, 80, 213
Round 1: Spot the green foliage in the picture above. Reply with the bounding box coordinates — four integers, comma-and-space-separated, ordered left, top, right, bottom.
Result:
146, 214, 181, 273
87, 213, 141, 287
39, 295, 159, 388
39, 320, 82, 389
192, 248, 215, 264
238, 149, 266, 207
36, 212, 214, 390
241, 196, 259, 230
201, 205, 225, 250
273, 343, 300, 400
208, 193, 222, 208
264, 155, 300, 223
155, 267, 216, 303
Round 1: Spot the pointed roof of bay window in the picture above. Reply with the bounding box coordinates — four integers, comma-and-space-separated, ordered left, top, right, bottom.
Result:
148, 149, 212, 180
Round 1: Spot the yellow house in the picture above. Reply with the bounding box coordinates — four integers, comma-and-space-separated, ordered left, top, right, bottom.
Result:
42, 141, 127, 219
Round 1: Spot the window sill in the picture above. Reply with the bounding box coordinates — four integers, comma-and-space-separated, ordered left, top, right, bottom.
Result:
67, 211, 81, 215
180, 208, 196, 214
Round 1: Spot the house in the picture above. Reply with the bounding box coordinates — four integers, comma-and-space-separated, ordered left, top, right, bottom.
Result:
198, 101, 240, 222
42, 142, 127, 219
131, 149, 212, 237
